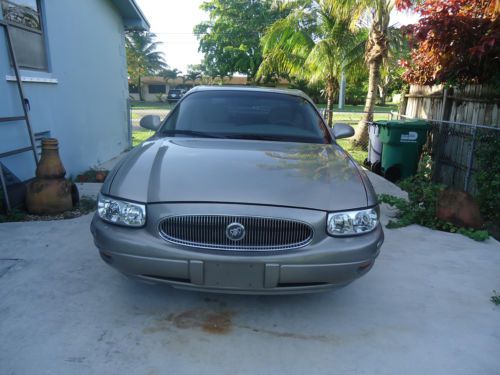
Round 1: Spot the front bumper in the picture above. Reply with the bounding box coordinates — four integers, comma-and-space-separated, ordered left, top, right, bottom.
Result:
90, 203, 383, 294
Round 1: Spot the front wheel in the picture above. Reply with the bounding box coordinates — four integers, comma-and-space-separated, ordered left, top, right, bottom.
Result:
371, 161, 382, 175
384, 164, 401, 182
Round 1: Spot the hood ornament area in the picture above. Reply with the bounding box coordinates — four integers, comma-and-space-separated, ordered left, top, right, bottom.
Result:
226, 222, 246, 241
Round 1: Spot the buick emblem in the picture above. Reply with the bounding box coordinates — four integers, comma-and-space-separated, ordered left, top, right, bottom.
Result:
226, 222, 245, 241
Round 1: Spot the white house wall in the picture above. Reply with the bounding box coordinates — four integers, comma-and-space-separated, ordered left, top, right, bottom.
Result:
0, 0, 130, 180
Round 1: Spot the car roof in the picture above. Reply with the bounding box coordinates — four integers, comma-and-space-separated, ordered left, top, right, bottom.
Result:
187, 85, 313, 102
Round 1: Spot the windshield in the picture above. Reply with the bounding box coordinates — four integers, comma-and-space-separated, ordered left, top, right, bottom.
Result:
159, 90, 331, 144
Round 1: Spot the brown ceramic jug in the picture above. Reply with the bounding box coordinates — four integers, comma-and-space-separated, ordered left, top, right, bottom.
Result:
26, 138, 73, 214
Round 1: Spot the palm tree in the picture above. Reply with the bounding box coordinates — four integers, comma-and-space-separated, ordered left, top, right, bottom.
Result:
185, 64, 204, 84
125, 31, 167, 100
257, 0, 366, 126
378, 26, 409, 105
161, 68, 182, 83
330, 0, 393, 146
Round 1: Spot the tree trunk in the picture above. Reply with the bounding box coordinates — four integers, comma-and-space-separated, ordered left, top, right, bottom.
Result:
354, 10, 389, 149
354, 60, 381, 148
325, 77, 336, 127
138, 76, 144, 101
326, 92, 334, 127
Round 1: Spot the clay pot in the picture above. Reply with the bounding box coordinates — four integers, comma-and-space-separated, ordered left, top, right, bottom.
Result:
26, 138, 73, 214
436, 188, 484, 229
95, 171, 107, 182
35, 138, 66, 178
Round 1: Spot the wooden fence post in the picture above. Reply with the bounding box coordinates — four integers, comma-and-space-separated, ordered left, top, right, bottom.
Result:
399, 85, 410, 117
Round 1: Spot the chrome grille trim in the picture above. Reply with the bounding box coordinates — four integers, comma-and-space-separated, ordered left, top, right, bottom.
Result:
158, 215, 313, 251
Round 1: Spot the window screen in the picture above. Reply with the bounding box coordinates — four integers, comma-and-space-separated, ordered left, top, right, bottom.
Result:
1, 0, 48, 71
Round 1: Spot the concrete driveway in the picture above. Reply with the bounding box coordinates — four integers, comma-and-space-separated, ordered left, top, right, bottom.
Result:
1, 175, 499, 374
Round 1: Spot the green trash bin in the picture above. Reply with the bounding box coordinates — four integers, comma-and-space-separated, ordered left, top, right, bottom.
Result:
376, 119, 431, 181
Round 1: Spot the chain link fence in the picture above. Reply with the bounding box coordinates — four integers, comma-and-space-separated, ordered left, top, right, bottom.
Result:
320, 109, 389, 164
393, 114, 500, 197
322, 109, 499, 201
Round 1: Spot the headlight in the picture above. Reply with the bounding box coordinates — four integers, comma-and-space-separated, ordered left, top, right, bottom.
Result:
97, 194, 146, 227
327, 207, 379, 236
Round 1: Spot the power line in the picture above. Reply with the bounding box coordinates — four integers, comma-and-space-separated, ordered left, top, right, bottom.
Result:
148, 31, 261, 36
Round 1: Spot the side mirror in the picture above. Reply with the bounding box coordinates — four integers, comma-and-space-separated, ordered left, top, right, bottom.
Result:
140, 115, 161, 131
332, 123, 355, 139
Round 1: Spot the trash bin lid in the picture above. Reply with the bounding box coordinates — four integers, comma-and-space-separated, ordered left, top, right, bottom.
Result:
374, 119, 430, 129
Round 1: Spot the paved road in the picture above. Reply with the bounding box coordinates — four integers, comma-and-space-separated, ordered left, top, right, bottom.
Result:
1, 175, 499, 374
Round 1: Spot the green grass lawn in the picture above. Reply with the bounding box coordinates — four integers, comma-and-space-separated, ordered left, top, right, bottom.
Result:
131, 101, 397, 113
130, 102, 175, 110
316, 103, 398, 112
327, 112, 393, 124
317, 102, 396, 125
337, 138, 366, 165
132, 129, 154, 146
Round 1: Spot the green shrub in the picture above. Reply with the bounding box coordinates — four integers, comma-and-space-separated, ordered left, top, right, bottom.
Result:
78, 196, 97, 214
379, 154, 489, 241
474, 131, 500, 226
0, 209, 27, 223
491, 291, 500, 306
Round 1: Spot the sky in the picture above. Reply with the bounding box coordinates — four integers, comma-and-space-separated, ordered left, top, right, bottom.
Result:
135, 0, 419, 74
135, 0, 207, 73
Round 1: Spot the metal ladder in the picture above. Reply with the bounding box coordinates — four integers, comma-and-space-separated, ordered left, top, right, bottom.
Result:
0, 20, 39, 212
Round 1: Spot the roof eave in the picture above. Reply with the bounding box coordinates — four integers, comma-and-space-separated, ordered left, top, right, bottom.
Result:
111, 0, 150, 31
122, 17, 149, 31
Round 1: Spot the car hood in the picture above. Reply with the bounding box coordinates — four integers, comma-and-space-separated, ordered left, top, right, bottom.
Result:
104, 138, 373, 211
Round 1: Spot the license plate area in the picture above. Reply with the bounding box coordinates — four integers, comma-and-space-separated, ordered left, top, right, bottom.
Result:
204, 262, 264, 289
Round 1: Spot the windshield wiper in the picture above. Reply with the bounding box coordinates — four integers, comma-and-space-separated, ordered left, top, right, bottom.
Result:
225, 133, 322, 143
161, 130, 224, 138
225, 133, 284, 141
225, 133, 306, 142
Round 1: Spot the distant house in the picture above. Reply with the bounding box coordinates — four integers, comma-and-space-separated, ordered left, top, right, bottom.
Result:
131, 76, 291, 102
0, 0, 148, 186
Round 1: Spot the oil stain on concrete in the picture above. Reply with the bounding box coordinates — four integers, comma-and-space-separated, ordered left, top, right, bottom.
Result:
143, 305, 332, 342
144, 308, 234, 335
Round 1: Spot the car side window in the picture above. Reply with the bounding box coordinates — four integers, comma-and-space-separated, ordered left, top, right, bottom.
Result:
162, 107, 180, 131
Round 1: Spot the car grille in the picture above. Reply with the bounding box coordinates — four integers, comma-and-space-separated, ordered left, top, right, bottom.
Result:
159, 215, 313, 251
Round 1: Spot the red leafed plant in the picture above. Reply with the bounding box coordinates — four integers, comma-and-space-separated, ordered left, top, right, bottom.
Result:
396, 0, 499, 85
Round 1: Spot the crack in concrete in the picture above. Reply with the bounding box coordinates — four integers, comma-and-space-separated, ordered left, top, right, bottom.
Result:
235, 324, 331, 342
0, 259, 22, 278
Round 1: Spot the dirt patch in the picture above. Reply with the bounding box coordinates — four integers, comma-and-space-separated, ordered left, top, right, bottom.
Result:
143, 308, 234, 335
170, 309, 234, 335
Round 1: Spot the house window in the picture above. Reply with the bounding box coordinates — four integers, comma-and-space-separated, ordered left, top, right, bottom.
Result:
148, 84, 166, 94
1, 0, 48, 71
128, 84, 139, 94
